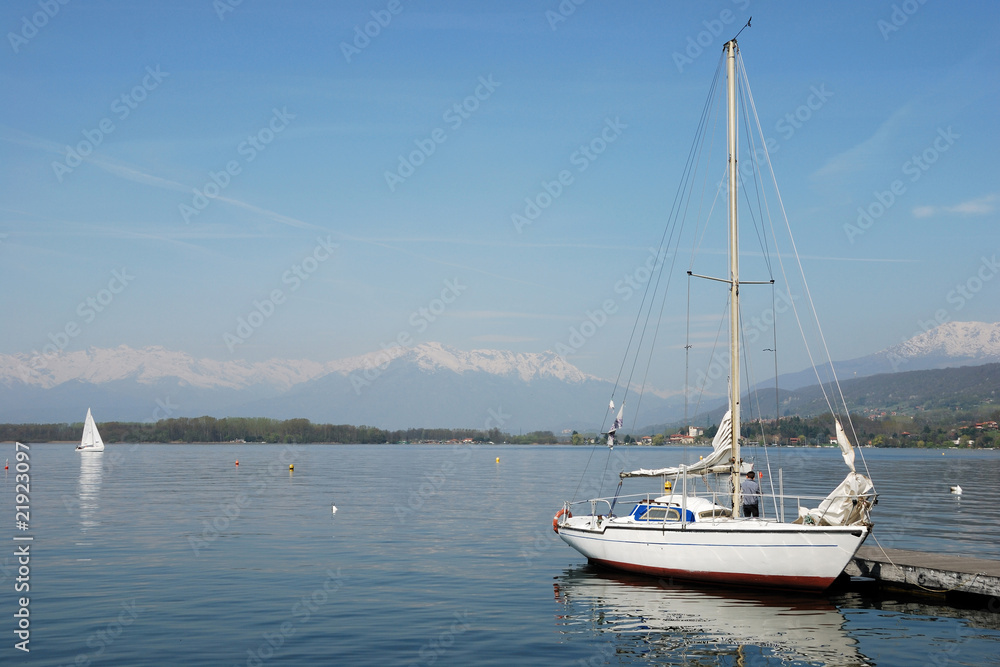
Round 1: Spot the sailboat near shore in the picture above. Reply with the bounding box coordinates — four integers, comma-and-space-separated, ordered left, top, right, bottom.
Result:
554, 34, 876, 591
75, 407, 105, 453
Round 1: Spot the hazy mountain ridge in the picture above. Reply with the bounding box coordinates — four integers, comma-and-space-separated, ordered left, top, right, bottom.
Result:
771, 321, 1000, 391
0, 342, 611, 429
778, 362, 1000, 418
0, 345, 330, 391
639, 362, 1000, 434
0, 342, 594, 392
2, 322, 997, 431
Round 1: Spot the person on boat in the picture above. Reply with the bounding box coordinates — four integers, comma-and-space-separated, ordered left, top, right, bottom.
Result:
740, 471, 761, 517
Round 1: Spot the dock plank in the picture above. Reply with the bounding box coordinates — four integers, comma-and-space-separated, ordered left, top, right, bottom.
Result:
847, 546, 1000, 599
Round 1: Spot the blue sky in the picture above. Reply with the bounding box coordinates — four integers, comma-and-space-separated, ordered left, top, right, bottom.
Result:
2, 0, 998, 389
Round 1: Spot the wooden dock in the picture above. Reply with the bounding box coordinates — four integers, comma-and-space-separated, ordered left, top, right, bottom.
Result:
845, 546, 1000, 601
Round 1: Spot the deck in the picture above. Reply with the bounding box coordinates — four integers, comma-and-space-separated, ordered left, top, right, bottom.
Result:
845, 546, 1000, 601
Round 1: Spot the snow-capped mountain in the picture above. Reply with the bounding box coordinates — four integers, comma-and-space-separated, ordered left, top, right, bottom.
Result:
2, 323, 996, 431
0, 345, 331, 391
0, 342, 594, 392
879, 321, 1000, 369
328, 341, 596, 384
0, 342, 620, 430
772, 322, 1000, 391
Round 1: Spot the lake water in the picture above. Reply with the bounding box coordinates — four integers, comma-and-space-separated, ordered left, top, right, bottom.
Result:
3, 443, 999, 666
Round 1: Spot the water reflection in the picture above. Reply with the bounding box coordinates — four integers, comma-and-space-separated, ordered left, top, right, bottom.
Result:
554, 565, 872, 666
78, 452, 103, 532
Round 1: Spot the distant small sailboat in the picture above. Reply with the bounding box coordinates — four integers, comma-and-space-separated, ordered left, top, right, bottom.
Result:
75, 408, 105, 453
950, 485, 962, 495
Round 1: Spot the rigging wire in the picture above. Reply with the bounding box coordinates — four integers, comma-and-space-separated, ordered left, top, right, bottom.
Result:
573, 49, 728, 498
574, 43, 875, 504
737, 49, 874, 485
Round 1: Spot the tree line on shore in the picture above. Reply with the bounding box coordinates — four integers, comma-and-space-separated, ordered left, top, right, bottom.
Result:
0, 416, 559, 445
738, 411, 999, 448
3, 408, 996, 448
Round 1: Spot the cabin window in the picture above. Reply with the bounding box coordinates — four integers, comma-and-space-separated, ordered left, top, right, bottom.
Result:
633, 506, 685, 522
698, 509, 732, 519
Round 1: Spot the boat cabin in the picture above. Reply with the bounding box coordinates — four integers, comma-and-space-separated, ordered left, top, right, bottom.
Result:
628, 495, 732, 523
631, 503, 695, 523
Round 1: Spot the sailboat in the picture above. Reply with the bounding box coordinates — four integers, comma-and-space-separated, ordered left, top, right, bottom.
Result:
75, 407, 105, 453
554, 35, 876, 591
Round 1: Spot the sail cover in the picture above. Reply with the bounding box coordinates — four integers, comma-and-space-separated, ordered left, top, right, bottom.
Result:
621, 410, 733, 479
797, 471, 874, 526
792, 419, 871, 525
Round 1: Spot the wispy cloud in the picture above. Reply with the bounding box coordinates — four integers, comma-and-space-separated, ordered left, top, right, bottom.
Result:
812, 105, 913, 180
470, 334, 538, 343
798, 255, 918, 263
328, 231, 546, 288
451, 310, 574, 321
912, 194, 997, 218
0, 125, 322, 231
352, 236, 652, 252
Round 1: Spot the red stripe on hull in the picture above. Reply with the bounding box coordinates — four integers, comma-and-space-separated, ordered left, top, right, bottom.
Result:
587, 556, 836, 592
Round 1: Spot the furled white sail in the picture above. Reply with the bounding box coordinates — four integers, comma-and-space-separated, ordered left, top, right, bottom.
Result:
621, 410, 733, 478
796, 471, 874, 526
834, 419, 856, 473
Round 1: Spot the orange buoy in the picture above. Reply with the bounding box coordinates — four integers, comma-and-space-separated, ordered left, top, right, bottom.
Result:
552, 508, 572, 532
235, 460, 239, 466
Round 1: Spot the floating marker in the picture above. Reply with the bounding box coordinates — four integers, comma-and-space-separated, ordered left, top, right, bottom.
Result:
331, 505, 338, 514
235, 460, 239, 466
289, 464, 294, 470
496, 457, 500, 463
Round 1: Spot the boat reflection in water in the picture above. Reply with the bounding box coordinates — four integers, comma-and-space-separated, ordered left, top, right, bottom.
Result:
78, 451, 103, 533
553, 565, 871, 666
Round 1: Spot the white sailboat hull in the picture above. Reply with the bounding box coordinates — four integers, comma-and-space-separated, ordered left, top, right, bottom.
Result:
557, 518, 869, 591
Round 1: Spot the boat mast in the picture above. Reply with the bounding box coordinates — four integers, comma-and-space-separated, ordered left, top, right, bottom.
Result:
726, 38, 741, 516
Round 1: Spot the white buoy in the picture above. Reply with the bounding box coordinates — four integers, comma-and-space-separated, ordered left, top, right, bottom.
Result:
950, 485, 962, 495
331, 505, 338, 514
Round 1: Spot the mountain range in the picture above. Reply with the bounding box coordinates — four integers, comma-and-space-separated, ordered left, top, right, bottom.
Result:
0, 341, 684, 432
771, 321, 1000, 390
1, 322, 998, 432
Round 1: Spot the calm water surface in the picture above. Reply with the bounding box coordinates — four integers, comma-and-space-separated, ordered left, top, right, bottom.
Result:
3, 443, 998, 666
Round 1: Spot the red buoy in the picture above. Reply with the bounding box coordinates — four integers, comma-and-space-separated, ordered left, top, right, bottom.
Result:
235, 460, 239, 466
